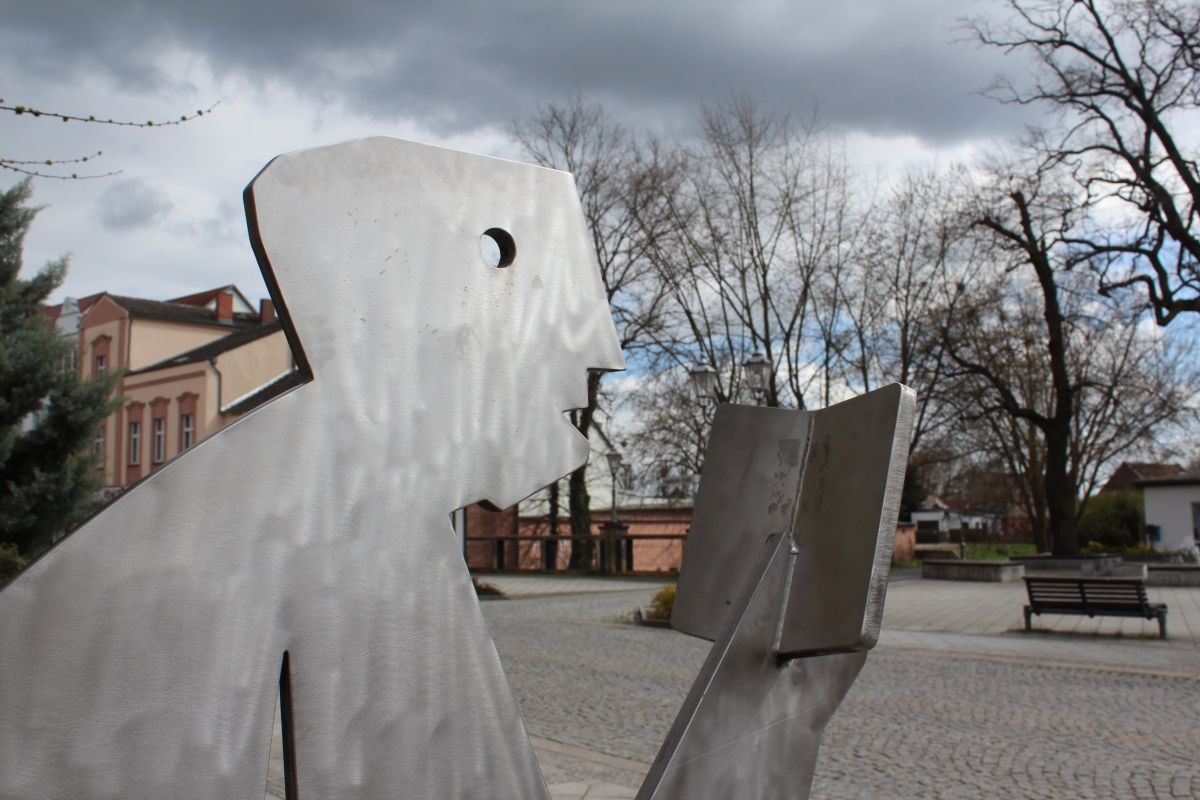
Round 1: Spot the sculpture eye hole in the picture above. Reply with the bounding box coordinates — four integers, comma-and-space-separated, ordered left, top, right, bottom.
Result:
479, 228, 516, 269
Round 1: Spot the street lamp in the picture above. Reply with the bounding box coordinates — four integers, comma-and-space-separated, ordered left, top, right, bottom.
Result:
603, 448, 627, 574
743, 351, 770, 405
688, 362, 717, 401
605, 449, 624, 524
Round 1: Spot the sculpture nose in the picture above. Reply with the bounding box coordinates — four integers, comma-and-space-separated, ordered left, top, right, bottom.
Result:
587, 314, 626, 374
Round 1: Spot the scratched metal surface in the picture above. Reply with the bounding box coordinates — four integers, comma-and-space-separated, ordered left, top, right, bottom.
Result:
637, 533, 868, 800
671, 384, 915, 655
0, 137, 623, 799
645, 386, 914, 800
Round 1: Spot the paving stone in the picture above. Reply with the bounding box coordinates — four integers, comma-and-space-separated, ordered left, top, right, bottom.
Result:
480, 578, 1200, 800
259, 575, 1200, 798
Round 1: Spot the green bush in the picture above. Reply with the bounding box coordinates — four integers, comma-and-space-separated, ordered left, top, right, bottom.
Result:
1078, 491, 1143, 551
0, 542, 28, 586
648, 584, 677, 620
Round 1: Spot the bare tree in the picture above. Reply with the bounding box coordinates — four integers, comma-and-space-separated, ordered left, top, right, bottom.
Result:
969, 0, 1200, 324
946, 166, 1195, 553
511, 96, 675, 568
641, 97, 860, 412
627, 368, 710, 490
839, 169, 973, 461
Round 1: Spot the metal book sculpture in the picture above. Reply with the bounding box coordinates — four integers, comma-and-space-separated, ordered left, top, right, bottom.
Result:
0, 137, 623, 798
0, 135, 912, 800
638, 385, 914, 800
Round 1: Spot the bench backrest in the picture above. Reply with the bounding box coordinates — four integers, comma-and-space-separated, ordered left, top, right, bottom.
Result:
1024, 577, 1150, 613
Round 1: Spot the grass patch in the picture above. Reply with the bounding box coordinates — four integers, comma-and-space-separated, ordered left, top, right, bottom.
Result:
962, 542, 1037, 561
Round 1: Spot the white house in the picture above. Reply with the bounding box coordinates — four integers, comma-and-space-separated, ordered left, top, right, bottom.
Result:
1138, 472, 1200, 556
909, 496, 1001, 538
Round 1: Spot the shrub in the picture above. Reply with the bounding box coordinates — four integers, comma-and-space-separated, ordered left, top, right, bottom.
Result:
0, 543, 28, 586
1078, 491, 1143, 551
472, 577, 503, 597
648, 584, 677, 620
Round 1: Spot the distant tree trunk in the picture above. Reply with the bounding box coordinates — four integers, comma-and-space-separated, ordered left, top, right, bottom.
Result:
1020, 190, 1078, 556
544, 480, 559, 571
1029, 477, 1050, 555
1043, 429, 1077, 555
567, 371, 602, 570
959, 187, 1091, 554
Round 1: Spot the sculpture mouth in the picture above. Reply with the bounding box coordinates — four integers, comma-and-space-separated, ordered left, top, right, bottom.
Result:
558, 369, 596, 414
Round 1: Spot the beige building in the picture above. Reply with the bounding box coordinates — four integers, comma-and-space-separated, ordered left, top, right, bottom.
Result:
43, 286, 298, 494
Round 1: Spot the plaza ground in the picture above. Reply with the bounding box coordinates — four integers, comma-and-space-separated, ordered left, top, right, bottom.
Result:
487, 573, 1199, 799
267, 572, 1200, 799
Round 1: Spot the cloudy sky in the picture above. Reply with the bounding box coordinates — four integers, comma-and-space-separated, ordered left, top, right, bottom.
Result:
5, 0, 1037, 304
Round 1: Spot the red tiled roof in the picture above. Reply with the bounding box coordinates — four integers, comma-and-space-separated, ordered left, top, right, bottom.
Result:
1135, 470, 1200, 488
106, 294, 256, 328
1102, 462, 1186, 492
167, 285, 253, 310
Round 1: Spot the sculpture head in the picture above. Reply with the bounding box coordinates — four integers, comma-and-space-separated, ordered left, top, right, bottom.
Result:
245, 137, 624, 509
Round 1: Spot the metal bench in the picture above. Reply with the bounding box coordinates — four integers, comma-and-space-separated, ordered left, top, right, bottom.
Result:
1023, 576, 1168, 638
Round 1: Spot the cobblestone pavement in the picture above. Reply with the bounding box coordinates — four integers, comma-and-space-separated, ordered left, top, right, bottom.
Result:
482, 584, 1200, 799
882, 577, 1200, 644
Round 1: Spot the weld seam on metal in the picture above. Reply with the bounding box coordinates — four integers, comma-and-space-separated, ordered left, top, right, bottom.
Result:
774, 414, 814, 655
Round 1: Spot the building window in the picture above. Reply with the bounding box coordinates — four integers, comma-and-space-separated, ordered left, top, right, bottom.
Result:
95, 354, 107, 377
95, 425, 105, 457
152, 418, 166, 464
181, 414, 195, 450
128, 421, 141, 466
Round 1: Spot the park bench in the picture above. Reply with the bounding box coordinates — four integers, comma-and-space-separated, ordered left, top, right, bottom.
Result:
1023, 576, 1168, 638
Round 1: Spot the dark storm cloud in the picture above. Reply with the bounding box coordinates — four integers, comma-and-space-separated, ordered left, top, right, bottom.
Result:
96, 179, 173, 231
6, 0, 1031, 143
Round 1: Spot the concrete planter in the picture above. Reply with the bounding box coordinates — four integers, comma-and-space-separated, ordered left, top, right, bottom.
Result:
1146, 565, 1200, 587
1013, 555, 1122, 576
922, 559, 1025, 582
635, 607, 672, 628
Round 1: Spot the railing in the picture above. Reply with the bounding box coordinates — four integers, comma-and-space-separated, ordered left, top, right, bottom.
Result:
463, 533, 685, 575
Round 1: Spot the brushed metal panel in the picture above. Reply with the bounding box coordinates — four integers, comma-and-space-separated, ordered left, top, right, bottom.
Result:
780, 383, 915, 655
638, 533, 868, 800
672, 384, 914, 655
645, 386, 913, 800
0, 137, 623, 799
669, 405, 811, 642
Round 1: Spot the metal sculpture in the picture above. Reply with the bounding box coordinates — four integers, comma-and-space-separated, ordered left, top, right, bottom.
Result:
0, 137, 624, 799
2, 134, 913, 800
637, 385, 915, 800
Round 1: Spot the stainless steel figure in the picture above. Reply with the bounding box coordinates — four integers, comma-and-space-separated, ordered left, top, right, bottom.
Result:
639, 385, 915, 800
0, 138, 624, 799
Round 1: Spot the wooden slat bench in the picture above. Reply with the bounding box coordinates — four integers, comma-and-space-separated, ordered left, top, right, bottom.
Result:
1023, 576, 1168, 638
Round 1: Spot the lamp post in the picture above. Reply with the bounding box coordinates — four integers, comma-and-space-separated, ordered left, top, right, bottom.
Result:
743, 351, 770, 406
605, 449, 624, 525
601, 447, 629, 574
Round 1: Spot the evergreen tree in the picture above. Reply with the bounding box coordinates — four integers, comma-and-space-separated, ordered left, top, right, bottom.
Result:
0, 179, 119, 558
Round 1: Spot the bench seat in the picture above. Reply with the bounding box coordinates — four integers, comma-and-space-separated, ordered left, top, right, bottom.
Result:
1023, 576, 1168, 638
